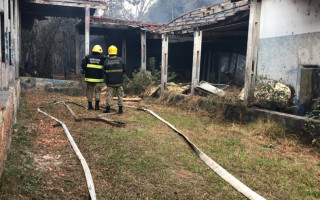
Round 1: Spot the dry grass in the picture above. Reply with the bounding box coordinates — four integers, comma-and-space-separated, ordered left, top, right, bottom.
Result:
0, 91, 319, 200
154, 90, 246, 122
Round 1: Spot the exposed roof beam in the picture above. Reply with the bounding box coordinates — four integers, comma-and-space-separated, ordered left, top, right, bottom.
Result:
194, 11, 249, 32
22, 0, 108, 9
200, 21, 248, 32
21, 6, 86, 18
91, 23, 131, 30
203, 31, 248, 38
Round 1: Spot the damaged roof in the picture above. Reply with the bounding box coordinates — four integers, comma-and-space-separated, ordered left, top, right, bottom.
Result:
22, 0, 107, 9
90, 16, 164, 31
156, 0, 250, 34
82, 0, 250, 36
21, 0, 108, 20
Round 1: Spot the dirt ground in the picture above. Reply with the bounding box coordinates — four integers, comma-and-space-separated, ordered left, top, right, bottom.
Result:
0, 91, 319, 200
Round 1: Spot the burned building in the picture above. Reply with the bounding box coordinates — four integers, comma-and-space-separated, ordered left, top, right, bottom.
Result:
0, 0, 319, 178
0, 0, 107, 177
76, 16, 163, 76
154, 0, 250, 93
78, 1, 250, 94
256, 0, 320, 115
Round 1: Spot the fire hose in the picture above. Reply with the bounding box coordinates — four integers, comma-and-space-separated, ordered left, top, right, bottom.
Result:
38, 104, 97, 200
38, 101, 125, 200
137, 107, 265, 200
38, 101, 265, 200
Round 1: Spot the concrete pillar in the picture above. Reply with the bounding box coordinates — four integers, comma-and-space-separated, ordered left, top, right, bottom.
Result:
244, 0, 261, 106
140, 31, 146, 71
4, 0, 9, 88
14, 0, 19, 78
122, 38, 126, 65
85, 6, 90, 56
0, 15, 2, 88
75, 26, 80, 74
19, 2, 21, 78
161, 34, 168, 91
10, 0, 14, 82
191, 30, 202, 95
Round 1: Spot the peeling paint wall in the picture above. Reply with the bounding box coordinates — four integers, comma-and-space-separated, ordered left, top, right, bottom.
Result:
0, 0, 22, 178
0, 0, 21, 89
257, 0, 320, 90
0, 80, 20, 177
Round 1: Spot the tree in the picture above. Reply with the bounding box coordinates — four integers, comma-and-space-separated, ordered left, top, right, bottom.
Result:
127, 0, 155, 20
103, 0, 134, 19
142, 0, 225, 23
101, 0, 154, 19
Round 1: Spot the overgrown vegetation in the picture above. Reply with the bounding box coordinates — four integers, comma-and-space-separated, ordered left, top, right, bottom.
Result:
124, 57, 175, 95
1, 92, 319, 199
155, 87, 247, 123
304, 100, 320, 148
0, 101, 43, 199
123, 70, 153, 94
304, 73, 320, 148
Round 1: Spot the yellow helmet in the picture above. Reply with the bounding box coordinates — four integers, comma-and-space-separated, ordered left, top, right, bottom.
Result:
108, 45, 118, 55
92, 45, 103, 53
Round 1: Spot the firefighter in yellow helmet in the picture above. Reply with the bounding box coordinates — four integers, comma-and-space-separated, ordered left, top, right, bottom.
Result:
81, 45, 106, 110
104, 45, 126, 114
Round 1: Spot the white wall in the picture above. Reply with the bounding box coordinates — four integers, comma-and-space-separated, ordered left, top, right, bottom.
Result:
257, 0, 320, 91
260, 0, 320, 38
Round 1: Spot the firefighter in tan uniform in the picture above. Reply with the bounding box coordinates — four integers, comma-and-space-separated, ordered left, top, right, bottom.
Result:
82, 45, 106, 110
104, 45, 126, 114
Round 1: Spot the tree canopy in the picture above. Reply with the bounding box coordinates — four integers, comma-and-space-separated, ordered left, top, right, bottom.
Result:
142, 0, 226, 23
101, 0, 225, 22
102, 0, 155, 19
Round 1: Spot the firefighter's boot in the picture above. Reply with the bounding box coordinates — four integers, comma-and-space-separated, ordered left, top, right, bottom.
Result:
104, 106, 111, 113
88, 101, 93, 110
95, 100, 100, 111
118, 106, 123, 114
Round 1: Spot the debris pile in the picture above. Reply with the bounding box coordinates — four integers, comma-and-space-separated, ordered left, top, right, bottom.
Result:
238, 82, 292, 103
195, 81, 226, 97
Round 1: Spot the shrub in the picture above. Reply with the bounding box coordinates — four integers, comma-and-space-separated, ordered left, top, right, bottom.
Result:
304, 94, 320, 147
124, 57, 176, 95
149, 57, 176, 85
124, 70, 153, 95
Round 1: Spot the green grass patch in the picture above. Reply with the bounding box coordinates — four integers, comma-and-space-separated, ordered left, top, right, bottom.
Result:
1, 93, 320, 200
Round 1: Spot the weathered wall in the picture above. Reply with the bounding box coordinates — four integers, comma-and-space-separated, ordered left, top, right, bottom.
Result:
20, 77, 84, 95
257, 0, 320, 90
260, 0, 320, 38
0, 80, 21, 177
